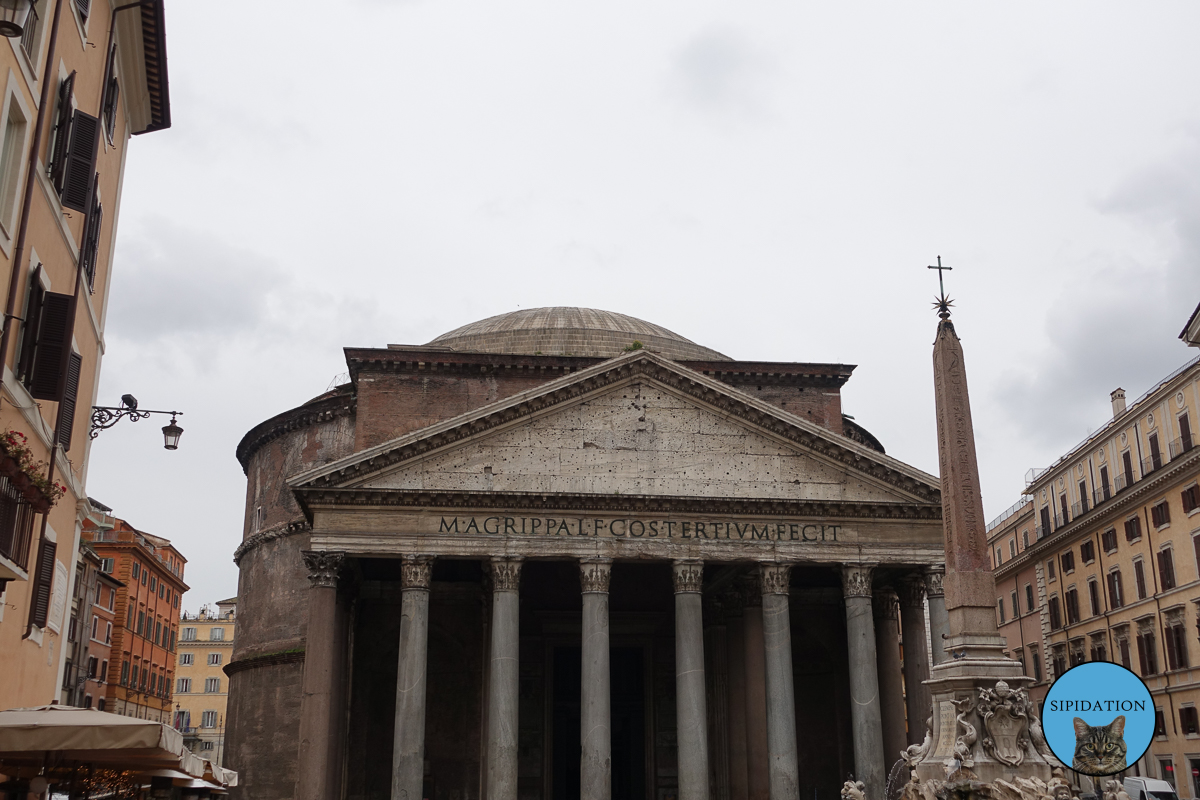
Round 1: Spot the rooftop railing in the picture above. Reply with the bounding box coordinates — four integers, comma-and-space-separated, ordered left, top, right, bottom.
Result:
1023, 353, 1200, 489
986, 498, 1032, 533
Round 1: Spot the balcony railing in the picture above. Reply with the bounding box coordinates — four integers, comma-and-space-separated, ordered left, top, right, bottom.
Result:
1114, 471, 1133, 492
1142, 454, 1164, 476
1055, 512, 1070, 529
1071, 499, 1089, 518
1169, 433, 1196, 460
1093, 484, 1112, 506
0, 475, 37, 571
1035, 523, 1049, 540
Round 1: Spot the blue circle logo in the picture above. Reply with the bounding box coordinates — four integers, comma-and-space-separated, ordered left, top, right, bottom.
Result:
1043, 662, 1154, 776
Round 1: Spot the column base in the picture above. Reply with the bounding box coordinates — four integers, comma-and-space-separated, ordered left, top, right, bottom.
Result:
909, 640, 1059, 786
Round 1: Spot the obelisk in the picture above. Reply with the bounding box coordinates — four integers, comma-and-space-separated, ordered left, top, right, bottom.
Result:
912, 262, 1054, 784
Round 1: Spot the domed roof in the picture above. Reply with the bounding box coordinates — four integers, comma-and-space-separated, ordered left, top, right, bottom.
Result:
427, 307, 730, 361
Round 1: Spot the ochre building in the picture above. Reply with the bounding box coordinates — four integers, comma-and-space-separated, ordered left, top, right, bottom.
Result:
0, 0, 170, 713
227, 308, 951, 800
990, 309, 1200, 795
174, 598, 236, 765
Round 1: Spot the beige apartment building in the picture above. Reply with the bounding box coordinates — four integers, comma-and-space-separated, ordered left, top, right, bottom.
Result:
989, 304, 1200, 795
174, 598, 236, 766
0, 0, 170, 713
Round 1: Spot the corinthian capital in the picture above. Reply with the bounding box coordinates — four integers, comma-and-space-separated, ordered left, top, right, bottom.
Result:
672, 560, 704, 594
579, 558, 612, 594
840, 565, 874, 599
897, 576, 927, 608
759, 563, 793, 596
301, 551, 345, 589
924, 567, 945, 598
873, 587, 900, 621
738, 573, 763, 607
489, 557, 523, 592
400, 556, 434, 591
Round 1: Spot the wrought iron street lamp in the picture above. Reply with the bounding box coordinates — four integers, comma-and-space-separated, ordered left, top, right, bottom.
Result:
0, 0, 33, 37
91, 394, 184, 450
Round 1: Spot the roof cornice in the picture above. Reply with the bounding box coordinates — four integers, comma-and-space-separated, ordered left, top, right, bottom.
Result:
997, 446, 1200, 578
345, 347, 856, 388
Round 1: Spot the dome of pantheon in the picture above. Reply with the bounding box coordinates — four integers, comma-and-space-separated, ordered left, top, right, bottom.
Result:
426, 307, 731, 361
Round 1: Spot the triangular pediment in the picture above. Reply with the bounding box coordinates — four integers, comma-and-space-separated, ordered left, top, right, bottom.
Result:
290, 352, 939, 506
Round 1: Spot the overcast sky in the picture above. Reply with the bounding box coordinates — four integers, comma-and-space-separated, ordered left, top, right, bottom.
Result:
83, 1, 1200, 607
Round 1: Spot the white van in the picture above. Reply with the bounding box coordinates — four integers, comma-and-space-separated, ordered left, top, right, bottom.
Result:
1124, 777, 1180, 800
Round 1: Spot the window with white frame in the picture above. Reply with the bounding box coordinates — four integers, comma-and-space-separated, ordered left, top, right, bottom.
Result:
181, 627, 196, 641
204, 677, 220, 693
179, 652, 193, 666
201, 710, 218, 728
209, 627, 224, 641
0, 92, 29, 235
176, 677, 191, 693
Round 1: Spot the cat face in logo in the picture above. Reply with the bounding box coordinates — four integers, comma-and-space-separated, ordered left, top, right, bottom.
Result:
1072, 715, 1127, 776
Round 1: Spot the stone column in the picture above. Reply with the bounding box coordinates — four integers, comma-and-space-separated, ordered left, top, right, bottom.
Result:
487, 558, 523, 800
297, 551, 346, 800
740, 576, 769, 800
392, 555, 434, 800
898, 576, 932, 746
675, 560, 710, 800
706, 597, 733, 800
580, 558, 612, 800
841, 565, 885, 799
872, 587, 907, 766
726, 599, 750, 800
924, 567, 948, 665
760, 563, 798, 800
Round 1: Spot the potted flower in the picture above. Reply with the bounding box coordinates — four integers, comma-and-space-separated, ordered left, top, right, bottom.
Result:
0, 429, 67, 511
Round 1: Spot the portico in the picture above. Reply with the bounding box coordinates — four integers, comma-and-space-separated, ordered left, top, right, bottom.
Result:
287, 351, 946, 800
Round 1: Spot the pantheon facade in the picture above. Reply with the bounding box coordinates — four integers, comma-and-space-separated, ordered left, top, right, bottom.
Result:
225, 308, 948, 800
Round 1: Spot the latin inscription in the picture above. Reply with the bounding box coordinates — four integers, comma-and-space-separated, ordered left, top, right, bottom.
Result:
437, 516, 841, 542
932, 701, 957, 759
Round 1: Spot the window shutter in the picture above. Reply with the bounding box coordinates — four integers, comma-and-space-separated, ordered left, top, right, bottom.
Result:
27, 537, 57, 628
55, 352, 82, 451
74, 0, 89, 22
49, 73, 75, 192
16, 267, 45, 381
27, 290, 72, 400
80, 178, 102, 291
60, 110, 99, 213
103, 79, 119, 139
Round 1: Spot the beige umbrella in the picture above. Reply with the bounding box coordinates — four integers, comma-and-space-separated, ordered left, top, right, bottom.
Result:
0, 705, 212, 779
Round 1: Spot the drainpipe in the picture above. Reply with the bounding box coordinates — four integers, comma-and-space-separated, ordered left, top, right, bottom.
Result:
0, 0, 66, 367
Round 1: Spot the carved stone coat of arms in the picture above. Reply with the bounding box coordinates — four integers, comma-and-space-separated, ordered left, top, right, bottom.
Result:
977, 680, 1030, 767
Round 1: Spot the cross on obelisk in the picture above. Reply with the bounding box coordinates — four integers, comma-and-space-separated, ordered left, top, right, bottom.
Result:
927, 256, 954, 319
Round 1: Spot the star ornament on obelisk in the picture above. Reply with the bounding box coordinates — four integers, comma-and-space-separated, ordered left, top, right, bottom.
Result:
908, 258, 1056, 786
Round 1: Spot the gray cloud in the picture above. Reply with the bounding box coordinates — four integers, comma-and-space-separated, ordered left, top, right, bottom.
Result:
669, 27, 776, 117
105, 218, 283, 341
996, 134, 1200, 449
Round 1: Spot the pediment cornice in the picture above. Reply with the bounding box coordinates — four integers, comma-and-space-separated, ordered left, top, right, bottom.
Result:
296, 487, 941, 521
290, 351, 941, 504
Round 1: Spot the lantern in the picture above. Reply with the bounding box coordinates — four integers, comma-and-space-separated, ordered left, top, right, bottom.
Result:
161, 416, 183, 450
0, 0, 33, 38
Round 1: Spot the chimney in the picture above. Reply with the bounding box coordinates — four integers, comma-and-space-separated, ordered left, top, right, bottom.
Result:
1111, 388, 1127, 417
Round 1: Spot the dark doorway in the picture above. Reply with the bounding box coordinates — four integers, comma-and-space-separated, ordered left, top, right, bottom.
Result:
611, 647, 646, 800
551, 646, 646, 800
